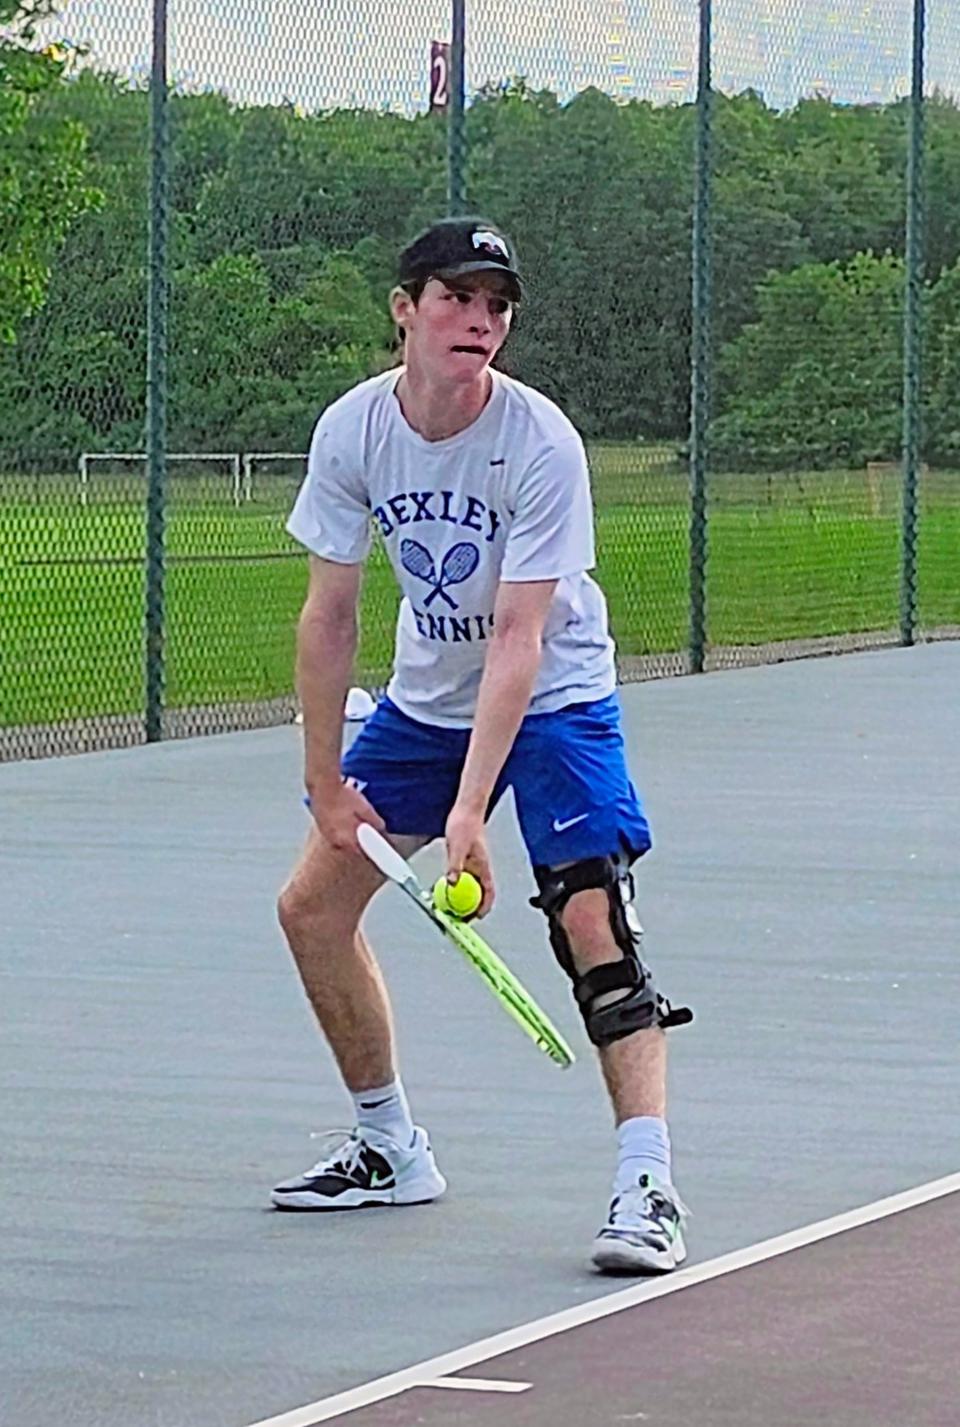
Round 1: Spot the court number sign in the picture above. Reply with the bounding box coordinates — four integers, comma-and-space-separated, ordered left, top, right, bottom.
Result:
430, 41, 450, 111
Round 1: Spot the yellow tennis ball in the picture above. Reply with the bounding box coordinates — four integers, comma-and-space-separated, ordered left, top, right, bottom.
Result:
432, 872, 482, 918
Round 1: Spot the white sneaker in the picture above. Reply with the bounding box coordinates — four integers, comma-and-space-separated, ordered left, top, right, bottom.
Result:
271, 1126, 446, 1211
591, 1172, 689, 1274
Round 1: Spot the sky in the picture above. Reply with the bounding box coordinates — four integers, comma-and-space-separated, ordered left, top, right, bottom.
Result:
30, 0, 960, 113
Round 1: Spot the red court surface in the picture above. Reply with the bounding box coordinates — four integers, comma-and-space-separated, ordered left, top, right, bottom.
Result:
251, 1179, 959, 1427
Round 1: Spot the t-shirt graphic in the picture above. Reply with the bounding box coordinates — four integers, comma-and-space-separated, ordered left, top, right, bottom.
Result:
402, 539, 478, 609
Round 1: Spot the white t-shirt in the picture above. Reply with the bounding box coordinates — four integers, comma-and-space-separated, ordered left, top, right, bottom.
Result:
286, 367, 616, 728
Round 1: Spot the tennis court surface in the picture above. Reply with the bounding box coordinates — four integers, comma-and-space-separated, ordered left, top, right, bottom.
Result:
250, 1174, 960, 1426
2, 644, 958, 1427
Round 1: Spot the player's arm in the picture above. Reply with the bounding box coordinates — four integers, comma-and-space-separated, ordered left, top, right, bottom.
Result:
455, 577, 557, 816
298, 556, 359, 791
298, 555, 385, 849
287, 407, 383, 849
455, 431, 592, 815
445, 578, 556, 906
446, 434, 591, 895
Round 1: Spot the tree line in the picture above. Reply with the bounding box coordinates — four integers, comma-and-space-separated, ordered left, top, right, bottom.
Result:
3, 53, 960, 472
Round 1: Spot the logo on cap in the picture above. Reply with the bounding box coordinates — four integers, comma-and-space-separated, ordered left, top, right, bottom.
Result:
472, 230, 509, 260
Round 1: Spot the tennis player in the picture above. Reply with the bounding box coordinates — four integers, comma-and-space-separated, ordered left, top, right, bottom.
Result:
273, 217, 692, 1273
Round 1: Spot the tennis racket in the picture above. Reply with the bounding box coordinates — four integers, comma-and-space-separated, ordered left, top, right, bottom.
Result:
356, 823, 575, 1070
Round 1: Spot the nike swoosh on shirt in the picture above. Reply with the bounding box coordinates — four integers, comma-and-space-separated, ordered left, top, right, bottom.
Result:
552, 813, 590, 833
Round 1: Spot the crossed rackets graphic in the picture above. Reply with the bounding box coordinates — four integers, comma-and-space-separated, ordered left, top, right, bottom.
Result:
400, 538, 480, 610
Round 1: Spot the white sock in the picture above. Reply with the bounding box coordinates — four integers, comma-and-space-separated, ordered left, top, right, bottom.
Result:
614, 1115, 672, 1192
350, 1077, 415, 1147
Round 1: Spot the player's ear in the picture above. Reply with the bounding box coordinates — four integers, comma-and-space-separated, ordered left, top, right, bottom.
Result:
390, 285, 415, 332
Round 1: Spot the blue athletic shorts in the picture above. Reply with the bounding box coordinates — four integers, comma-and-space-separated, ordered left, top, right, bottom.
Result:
340, 692, 651, 869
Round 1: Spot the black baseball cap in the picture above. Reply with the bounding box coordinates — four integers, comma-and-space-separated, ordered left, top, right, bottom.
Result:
398, 217, 522, 302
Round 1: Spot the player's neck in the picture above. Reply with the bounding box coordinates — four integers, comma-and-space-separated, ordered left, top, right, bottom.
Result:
394, 366, 493, 442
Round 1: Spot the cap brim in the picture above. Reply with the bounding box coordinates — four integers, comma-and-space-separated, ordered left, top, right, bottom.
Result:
434, 261, 522, 301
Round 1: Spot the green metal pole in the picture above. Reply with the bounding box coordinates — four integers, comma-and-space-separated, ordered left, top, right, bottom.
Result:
900, 0, 926, 647
145, 0, 169, 741
447, 0, 466, 215
689, 0, 713, 673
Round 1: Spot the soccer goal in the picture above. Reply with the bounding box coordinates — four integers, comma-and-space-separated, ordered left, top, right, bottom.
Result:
77, 452, 243, 507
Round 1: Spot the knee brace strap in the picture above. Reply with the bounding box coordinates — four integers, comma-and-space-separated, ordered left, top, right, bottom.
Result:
530, 857, 693, 1047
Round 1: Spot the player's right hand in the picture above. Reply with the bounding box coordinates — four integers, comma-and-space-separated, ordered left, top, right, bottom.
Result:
306, 778, 385, 855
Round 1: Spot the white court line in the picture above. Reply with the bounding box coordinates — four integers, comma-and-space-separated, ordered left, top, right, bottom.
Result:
246, 1171, 960, 1427
430, 1377, 531, 1393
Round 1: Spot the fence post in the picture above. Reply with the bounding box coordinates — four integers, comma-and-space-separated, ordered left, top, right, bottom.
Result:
689, 0, 713, 673
900, 0, 926, 648
145, 0, 170, 741
447, 0, 466, 215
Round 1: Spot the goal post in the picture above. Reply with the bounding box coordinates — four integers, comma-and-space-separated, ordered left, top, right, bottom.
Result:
77, 452, 243, 507
240, 451, 308, 504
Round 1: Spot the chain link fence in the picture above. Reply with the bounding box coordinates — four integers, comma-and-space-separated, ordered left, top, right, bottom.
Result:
709, 0, 905, 671
2, 0, 958, 759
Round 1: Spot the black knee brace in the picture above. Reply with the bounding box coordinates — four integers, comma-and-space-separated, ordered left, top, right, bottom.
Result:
530, 857, 693, 1047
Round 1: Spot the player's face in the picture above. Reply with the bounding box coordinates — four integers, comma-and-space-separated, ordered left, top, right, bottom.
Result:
397, 274, 514, 383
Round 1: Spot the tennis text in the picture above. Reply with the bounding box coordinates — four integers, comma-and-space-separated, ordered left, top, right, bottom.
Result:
412, 608, 495, 642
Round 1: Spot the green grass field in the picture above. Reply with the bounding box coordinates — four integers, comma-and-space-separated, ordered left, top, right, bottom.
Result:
2, 447, 958, 727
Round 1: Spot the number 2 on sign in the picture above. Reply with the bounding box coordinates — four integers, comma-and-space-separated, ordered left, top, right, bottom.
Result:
430, 41, 449, 111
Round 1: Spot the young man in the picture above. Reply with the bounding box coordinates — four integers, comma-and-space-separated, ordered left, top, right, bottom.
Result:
275, 217, 692, 1273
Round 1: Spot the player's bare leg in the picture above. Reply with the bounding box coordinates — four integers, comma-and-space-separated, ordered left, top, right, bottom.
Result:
561, 887, 687, 1273
272, 828, 445, 1210
277, 825, 397, 1089
560, 887, 667, 1121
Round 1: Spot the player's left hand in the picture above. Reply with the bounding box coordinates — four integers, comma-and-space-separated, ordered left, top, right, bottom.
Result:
444, 804, 494, 917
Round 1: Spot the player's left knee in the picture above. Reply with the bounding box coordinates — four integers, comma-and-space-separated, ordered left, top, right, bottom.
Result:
530, 855, 693, 1047
557, 886, 611, 954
